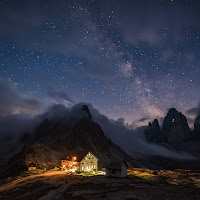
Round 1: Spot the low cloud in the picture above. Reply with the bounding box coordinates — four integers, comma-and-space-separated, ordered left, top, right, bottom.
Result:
186, 105, 200, 116
0, 78, 42, 116
138, 117, 149, 122
47, 89, 74, 105
0, 100, 195, 164
0, 78, 75, 117
131, 117, 150, 128
83, 104, 195, 160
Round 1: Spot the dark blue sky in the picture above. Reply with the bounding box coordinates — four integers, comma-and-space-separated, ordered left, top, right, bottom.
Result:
0, 0, 200, 127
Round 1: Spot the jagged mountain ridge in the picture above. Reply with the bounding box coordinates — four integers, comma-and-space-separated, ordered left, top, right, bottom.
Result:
5, 105, 136, 176
162, 108, 191, 143
144, 119, 162, 143
145, 108, 199, 144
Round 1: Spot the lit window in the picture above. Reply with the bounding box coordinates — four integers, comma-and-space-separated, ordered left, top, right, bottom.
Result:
172, 119, 175, 123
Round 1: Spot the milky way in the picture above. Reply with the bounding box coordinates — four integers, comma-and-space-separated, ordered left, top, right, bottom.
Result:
0, 0, 200, 126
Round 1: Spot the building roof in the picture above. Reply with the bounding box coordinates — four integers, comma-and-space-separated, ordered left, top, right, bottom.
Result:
29, 163, 36, 167
82, 151, 99, 161
106, 159, 128, 170
64, 150, 98, 162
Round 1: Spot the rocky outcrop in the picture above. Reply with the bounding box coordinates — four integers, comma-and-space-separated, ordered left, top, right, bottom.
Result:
162, 108, 191, 144
81, 105, 92, 120
194, 115, 200, 137
144, 119, 161, 143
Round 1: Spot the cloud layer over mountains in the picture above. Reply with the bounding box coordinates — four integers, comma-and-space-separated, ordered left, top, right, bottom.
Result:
0, 78, 42, 116
0, 78, 197, 164
0, 100, 195, 164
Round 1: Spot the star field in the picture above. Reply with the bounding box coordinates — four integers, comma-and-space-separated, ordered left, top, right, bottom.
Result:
0, 0, 200, 126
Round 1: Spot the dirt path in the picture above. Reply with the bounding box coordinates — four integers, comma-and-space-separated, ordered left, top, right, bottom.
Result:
38, 185, 68, 200
0, 171, 67, 192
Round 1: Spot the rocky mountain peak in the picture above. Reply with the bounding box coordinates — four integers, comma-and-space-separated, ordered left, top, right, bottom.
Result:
162, 108, 191, 143
81, 105, 92, 120
152, 119, 159, 126
144, 119, 161, 143
168, 108, 178, 114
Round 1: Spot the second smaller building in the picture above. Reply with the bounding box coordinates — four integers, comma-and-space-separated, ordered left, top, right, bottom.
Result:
106, 159, 128, 177
28, 163, 36, 171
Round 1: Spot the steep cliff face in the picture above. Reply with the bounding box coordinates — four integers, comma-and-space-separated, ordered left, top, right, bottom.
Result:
194, 115, 200, 137
162, 108, 191, 144
144, 119, 161, 143
66, 119, 110, 157
65, 119, 133, 167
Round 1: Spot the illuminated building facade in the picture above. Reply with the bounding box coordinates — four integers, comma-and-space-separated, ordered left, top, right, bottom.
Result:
61, 151, 98, 172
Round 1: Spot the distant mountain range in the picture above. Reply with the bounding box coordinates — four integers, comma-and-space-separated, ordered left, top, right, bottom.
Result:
144, 108, 200, 144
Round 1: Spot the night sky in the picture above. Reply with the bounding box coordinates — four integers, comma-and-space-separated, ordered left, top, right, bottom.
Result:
1, 0, 200, 127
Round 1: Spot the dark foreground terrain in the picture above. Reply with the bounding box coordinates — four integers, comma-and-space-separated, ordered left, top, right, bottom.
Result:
0, 169, 200, 200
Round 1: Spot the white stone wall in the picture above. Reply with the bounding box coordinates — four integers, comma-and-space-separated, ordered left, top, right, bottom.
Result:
80, 152, 98, 172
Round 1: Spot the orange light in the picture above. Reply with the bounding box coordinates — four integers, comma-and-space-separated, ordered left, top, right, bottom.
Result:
72, 156, 77, 161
